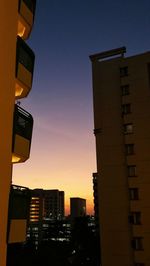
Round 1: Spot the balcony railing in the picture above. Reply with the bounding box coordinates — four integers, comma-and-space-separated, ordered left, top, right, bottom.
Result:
12, 104, 33, 163
7, 185, 31, 243
15, 36, 35, 99
18, 0, 36, 39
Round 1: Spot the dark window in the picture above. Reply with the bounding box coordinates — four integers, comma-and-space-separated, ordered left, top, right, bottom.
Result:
94, 128, 102, 135
19, 0, 36, 12
16, 36, 35, 75
122, 104, 131, 114
129, 188, 139, 200
129, 212, 141, 225
147, 63, 150, 87
132, 237, 143, 250
19, 45, 34, 72
125, 144, 134, 155
134, 263, 145, 266
127, 165, 137, 177
14, 105, 33, 140
121, 84, 130, 95
9, 185, 30, 220
124, 123, 133, 134
120, 66, 128, 77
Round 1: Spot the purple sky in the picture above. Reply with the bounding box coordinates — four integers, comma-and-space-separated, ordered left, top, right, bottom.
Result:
13, 0, 150, 214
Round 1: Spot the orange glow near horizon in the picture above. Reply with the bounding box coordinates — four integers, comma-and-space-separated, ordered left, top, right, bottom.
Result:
12, 112, 96, 216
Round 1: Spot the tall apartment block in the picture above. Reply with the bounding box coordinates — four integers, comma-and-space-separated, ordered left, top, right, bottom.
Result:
90, 47, 150, 266
70, 197, 86, 218
29, 189, 65, 245
0, 1, 36, 266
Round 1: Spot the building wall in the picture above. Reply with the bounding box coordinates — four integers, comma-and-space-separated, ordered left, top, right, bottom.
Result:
29, 189, 43, 245
0, 2, 18, 266
43, 190, 64, 220
70, 197, 86, 218
91, 49, 150, 266
29, 189, 65, 245
92, 173, 99, 234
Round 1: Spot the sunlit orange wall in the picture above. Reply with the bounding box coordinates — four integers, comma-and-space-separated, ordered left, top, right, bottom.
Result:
0, 1, 18, 266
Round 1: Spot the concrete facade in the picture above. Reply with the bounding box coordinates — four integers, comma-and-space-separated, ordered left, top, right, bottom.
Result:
0, 2, 18, 265
0, 1, 36, 265
29, 189, 65, 245
90, 47, 150, 266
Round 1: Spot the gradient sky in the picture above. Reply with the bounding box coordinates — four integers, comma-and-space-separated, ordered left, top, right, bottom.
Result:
13, 0, 150, 215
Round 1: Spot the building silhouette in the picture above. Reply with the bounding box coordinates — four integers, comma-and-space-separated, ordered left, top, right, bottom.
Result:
0, 1, 36, 266
8, 185, 31, 244
90, 47, 150, 266
70, 197, 86, 218
28, 189, 65, 245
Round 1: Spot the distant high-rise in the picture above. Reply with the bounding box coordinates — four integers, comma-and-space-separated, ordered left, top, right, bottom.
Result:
90, 47, 150, 266
29, 189, 65, 245
70, 197, 86, 218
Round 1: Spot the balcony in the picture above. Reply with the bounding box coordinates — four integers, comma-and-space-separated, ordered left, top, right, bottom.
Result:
15, 36, 35, 99
12, 105, 33, 163
7, 185, 30, 244
18, 0, 36, 39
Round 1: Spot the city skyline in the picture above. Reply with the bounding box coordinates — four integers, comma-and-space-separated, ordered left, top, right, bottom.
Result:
13, 0, 150, 214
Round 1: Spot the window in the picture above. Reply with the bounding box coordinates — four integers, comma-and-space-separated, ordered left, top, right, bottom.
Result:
14, 105, 33, 140
129, 212, 141, 225
125, 144, 134, 155
132, 237, 143, 250
94, 128, 102, 135
16, 36, 35, 75
124, 123, 133, 134
19, 0, 36, 12
127, 165, 137, 177
147, 63, 150, 87
19, 45, 34, 72
129, 188, 139, 200
121, 84, 130, 95
120, 66, 128, 77
134, 263, 145, 266
122, 104, 131, 114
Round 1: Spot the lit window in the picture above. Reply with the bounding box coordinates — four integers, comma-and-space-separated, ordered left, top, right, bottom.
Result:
129, 188, 139, 200
121, 84, 130, 95
30, 219, 38, 222
32, 197, 39, 200
125, 144, 134, 155
129, 212, 141, 225
120, 66, 128, 77
132, 237, 143, 250
124, 123, 133, 134
122, 104, 131, 115
127, 165, 137, 177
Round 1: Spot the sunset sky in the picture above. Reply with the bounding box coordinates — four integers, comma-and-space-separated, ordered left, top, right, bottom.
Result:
13, 0, 150, 215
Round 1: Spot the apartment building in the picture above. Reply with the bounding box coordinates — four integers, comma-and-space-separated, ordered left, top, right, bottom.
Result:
0, 1, 36, 265
90, 47, 150, 266
70, 197, 86, 218
28, 189, 65, 245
